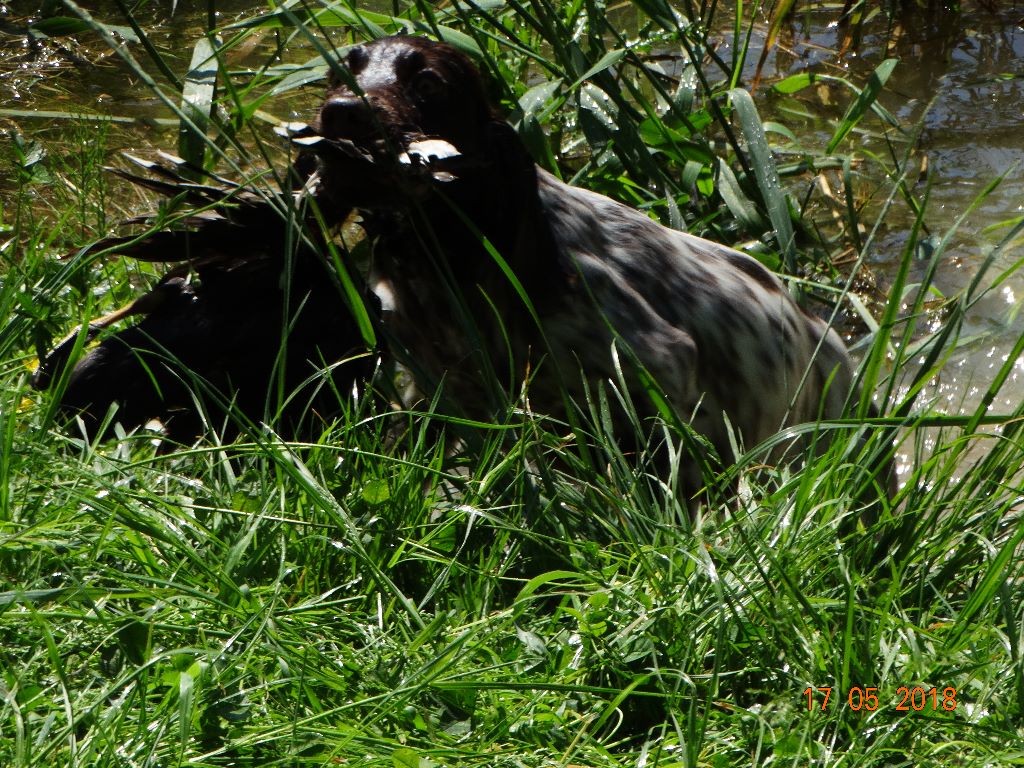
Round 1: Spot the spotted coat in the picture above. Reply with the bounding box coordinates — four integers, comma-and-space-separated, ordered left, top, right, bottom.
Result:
311, 35, 862, 490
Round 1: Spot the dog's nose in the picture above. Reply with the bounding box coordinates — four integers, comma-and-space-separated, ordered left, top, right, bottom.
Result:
318, 96, 375, 140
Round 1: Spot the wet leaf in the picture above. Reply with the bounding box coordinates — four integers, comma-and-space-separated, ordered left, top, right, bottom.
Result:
826, 58, 897, 153
579, 83, 617, 147
29, 16, 138, 42
270, 56, 330, 95
178, 36, 218, 171
717, 159, 766, 233
29, 16, 91, 35
773, 72, 817, 94
519, 78, 563, 119
570, 48, 626, 89
730, 88, 795, 270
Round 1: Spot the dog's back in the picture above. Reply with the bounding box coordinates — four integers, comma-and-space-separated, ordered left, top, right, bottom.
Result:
535, 170, 855, 460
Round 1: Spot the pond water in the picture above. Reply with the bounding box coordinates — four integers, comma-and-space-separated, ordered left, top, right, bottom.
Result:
746, 3, 1024, 425
0, 0, 307, 203
3, 2, 1023, 446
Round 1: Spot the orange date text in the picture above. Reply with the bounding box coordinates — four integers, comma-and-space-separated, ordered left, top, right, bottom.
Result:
803, 686, 957, 712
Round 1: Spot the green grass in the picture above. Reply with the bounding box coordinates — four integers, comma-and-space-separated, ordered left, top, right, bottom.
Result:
3, 2, 1024, 766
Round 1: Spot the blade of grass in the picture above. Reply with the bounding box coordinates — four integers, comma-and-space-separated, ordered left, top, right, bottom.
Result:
826, 58, 898, 153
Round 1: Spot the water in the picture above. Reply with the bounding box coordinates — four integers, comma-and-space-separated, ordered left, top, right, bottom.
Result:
3, 1, 1024, 427
745, 3, 1024, 420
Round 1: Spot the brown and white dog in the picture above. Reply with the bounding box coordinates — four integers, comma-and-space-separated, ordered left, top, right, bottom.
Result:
36, 34, 887, 499
308, 35, 877, 496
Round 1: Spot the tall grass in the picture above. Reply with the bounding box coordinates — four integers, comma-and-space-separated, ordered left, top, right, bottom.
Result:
2, 2, 1024, 766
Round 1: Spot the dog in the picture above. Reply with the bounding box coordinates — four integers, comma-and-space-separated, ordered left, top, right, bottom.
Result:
306, 35, 882, 497
35, 35, 887, 500
31, 162, 375, 444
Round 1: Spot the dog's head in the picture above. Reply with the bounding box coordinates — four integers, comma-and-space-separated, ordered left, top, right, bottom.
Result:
318, 36, 495, 155
308, 36, 500, 204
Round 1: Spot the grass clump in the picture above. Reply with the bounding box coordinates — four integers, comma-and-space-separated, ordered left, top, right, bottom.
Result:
2, 2, 1024, 766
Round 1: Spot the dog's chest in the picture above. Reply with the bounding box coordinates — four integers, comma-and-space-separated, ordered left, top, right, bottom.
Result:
370, 253, 535, 414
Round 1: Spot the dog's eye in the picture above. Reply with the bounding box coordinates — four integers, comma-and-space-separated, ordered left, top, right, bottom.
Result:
411, 70, 445, 103
346, 45, 368, 74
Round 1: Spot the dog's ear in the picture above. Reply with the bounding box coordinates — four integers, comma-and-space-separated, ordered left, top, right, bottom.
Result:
482, 120, 538, 210
326, 44, 367, 90
479, 119, 569, 300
